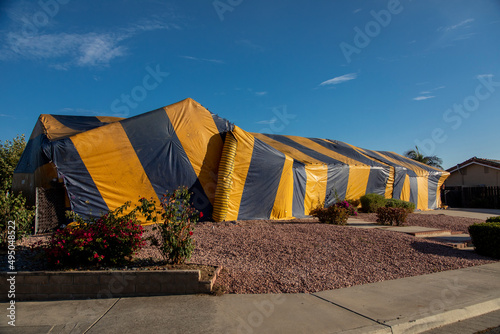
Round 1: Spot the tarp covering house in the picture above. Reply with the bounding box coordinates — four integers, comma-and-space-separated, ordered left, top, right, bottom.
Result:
13, 98, 449, 223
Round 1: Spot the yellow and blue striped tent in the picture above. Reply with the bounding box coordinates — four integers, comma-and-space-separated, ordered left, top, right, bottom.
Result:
13, 98, 449, 222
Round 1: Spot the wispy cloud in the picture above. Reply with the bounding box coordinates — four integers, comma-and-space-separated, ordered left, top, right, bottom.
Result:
236, 39, 264, 52
0, 114, 15, 118
413, 96, 435, 101
180, 55, 224, 64
2, 32, 128, 67
1, 17, 175, 69
320, 73, 357, 86
477, 74, 494, 79
353, 8, 362, 14
413, 85, 444, 101
453, 33, 476, 41
255, 91, 267, 96
439, 18, 474, 32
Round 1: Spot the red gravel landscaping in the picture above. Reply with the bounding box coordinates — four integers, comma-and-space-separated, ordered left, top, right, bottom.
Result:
189, 216, 495, 294
356, 212, 483, 233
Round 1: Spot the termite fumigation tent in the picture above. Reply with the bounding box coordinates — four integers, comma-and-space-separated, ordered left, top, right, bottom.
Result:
13, 98, 449, 223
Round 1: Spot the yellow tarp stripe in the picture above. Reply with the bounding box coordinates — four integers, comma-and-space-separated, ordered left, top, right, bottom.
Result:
96, 116, 124, 123
70, 122, 158, 220
226, 126, 255, 220
270, 154, 294, 219
345, 165, 372, 201
252, 133, 325, 164
41, 115, 78, 140
292, 137, 371, 201
286, 136, 368, 166
376, 151, 429, 177
304, 164, 328, 215
164, 99, 223, 205
400, 175, 411, 202
30, 117, 46, 139
372, 152, 431, 210
417, 177, 429, 211
348, 145, 395, 198
385, 166, 395, 199
252, 134, 332, 215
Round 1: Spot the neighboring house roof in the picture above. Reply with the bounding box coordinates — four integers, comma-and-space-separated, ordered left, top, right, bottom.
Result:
447, 157, 500, 173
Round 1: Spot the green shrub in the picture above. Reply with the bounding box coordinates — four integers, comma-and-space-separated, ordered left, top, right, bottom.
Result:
43, 202, 145, 267
485, 216, 500, 223
0, 134, 34, 246
376, 207, 409, 226
468, 222, 500, 259
360, 193, 386, 213
137, 186, 200, 264
0, 134, 26, 184
0, 186, 34, 247
385, 198, 415, 213
310, 205, 350, 225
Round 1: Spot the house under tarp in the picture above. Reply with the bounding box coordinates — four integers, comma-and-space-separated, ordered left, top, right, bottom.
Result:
13, 98, 449, 223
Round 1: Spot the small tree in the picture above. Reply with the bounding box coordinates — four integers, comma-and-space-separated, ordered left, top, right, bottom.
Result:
0, 134, 27, 188
404, 146, 443, 169
137, 186, 201, 264
0, 134, 34, 246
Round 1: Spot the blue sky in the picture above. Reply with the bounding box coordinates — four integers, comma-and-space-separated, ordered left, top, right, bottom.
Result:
1, 0, 499, 169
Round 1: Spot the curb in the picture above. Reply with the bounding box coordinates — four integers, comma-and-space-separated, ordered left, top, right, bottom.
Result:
346, 298, 500, 334
0, 265, 222, 301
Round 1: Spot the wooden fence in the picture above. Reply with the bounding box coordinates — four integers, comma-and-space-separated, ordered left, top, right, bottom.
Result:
443, 186, 500, 209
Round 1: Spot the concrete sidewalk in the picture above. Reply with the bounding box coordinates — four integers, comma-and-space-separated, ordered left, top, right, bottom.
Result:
2, 262, 500, 334
415, 208, 500, 220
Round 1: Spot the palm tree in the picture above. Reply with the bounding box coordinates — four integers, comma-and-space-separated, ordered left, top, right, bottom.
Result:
404, 146, 443, 169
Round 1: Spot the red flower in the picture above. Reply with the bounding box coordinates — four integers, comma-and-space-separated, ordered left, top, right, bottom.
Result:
199, 212, 204, 218
189, 231, 193, 236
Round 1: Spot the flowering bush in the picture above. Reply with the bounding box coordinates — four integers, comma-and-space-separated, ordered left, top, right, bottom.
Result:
335, 201, 358, 217
376, 207, 409, 226
310, 205, 350, 225
44, 203, 145, 267
137, 186, 200, 264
